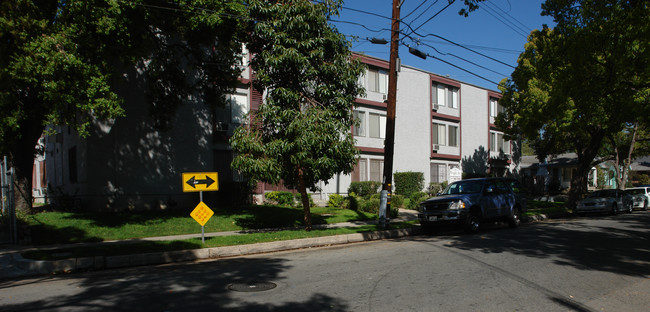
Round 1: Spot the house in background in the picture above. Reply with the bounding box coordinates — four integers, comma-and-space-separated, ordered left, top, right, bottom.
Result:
519, 153, 650, 194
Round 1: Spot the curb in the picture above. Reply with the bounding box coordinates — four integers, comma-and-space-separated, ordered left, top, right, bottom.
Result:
3, 227, 419, 279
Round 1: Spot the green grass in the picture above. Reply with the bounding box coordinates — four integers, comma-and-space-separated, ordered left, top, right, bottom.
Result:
524, 200, 570, 217
22, 221, 418, 261
24, 205, 376, 245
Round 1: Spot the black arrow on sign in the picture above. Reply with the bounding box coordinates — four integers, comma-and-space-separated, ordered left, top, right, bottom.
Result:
186, 176, 215, 189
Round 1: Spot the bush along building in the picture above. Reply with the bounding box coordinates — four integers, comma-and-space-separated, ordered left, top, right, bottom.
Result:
43, 52, 518, 211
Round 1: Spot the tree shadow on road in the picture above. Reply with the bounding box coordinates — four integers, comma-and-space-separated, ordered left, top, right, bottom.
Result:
429, 213, 650, 277
0, 257, 349, 311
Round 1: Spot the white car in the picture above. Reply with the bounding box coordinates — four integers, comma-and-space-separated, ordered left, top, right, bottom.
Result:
576, 189, 632, 215
625, 187, 650, 211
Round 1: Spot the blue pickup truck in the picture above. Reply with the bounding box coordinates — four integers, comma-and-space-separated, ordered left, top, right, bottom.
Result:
417, 178, 526, 233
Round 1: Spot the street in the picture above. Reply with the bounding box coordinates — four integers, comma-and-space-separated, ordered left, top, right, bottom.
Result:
1, 212, 649, 312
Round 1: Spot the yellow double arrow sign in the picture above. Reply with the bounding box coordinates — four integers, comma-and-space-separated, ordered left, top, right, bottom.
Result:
182, 172, 219, 192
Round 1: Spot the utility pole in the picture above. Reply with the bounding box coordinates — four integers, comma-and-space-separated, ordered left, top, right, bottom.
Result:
379, 0, 400, 229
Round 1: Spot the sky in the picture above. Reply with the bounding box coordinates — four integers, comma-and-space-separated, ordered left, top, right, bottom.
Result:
330, 0, 556, 91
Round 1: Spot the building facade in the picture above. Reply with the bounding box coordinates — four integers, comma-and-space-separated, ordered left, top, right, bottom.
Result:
44, 52, 516, 210
313, 54, 517, 201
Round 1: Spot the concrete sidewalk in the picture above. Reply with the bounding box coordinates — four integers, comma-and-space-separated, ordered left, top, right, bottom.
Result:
0, 209, 421, 280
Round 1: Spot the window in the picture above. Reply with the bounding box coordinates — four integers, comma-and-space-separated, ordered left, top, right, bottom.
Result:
367, 68, 388, 94
490, 132, 496, 151
370, 159, 384, 182
226, 94, 248, 124
491, 132, 510, 154
369, 113, 386, 139
353, 110, 366, 137
432, 83, 459, 109
430, 163, 447, 183
489, 97, 503, 118
448, 125, 459, 147
432, 123, 446, 145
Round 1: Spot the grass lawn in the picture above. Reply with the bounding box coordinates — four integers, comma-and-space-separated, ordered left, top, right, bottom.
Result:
524, 200, 570, 217
24, 205, 377, 245
21, 222, 419, 261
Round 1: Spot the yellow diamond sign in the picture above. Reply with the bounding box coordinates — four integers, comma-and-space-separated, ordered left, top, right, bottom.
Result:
190, 201, 214, 226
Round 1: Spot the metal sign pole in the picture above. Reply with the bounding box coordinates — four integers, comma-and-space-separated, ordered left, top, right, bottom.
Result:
200, 191, 204, 244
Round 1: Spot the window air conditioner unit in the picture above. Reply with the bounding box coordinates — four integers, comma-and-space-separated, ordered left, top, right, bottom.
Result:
433, 144, 440, 152
432, 104, 439, 111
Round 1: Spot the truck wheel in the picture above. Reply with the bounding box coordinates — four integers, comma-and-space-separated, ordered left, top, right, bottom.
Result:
508, 208, 521, 228
464, 212, 481, 233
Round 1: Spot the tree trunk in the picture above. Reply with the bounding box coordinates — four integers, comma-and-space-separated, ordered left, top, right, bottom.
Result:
9, 127, 43, 213
297, 167, 312, 231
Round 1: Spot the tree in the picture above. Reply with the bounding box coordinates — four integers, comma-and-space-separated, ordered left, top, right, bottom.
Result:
1, 1, 246, 211
601, 124, 650, 189
497, 0, 650, 207
230, 0, 365, 230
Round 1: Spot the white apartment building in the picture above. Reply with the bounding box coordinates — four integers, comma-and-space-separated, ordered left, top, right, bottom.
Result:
314, 54, 517, 200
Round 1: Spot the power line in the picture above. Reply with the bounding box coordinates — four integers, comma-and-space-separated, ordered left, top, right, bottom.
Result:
485, 0, 531, 34
405, 0, 454, 37
403, 0, 439, 23
481, 2, 528, 38
330, 19, 391, 33
406, 39, 510, 77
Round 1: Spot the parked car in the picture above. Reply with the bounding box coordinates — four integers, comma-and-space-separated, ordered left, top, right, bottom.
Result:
417, 178, 526, 233
624, 187, 649, 211
575, 189, 633, 215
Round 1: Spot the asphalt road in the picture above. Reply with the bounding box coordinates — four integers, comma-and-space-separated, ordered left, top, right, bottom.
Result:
1, 212, 649, 312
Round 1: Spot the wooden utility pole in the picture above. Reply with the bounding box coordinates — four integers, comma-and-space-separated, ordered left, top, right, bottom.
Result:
380, 0, 400, 229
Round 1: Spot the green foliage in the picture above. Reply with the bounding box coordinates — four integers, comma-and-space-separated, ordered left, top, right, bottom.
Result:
230, 0, 365, 229
265, 191, 295, 207
328, 194, 345, 208
348, 181, 381, 199
391, 194, 404, 209
345, 194, 359, 211
497, 0, 650, 204
427, 182, 448, 196
1, 0, 247, 210
406, 192, 429, 210
359, 197, 380, 214
394, 172, 424, 198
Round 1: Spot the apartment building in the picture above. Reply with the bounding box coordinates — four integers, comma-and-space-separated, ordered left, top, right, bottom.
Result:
314, 54, 516, 200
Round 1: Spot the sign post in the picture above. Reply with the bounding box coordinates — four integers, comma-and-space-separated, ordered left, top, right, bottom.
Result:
183, 172, 219, 244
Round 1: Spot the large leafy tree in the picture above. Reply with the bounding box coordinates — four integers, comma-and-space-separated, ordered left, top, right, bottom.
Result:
497, 0, 649, 206
1, 0, 245, 211
230, 0, 365, 230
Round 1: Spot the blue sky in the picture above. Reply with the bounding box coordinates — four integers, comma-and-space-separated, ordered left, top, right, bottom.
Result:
330, 0, 556, 91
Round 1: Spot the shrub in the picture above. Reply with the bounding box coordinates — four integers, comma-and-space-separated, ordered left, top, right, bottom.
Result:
390, 205, 399, 218
348, 181, 381, 199
345, 194, 359, 211
394, 172, 424, 198
391, 194, 404, 209
265, 191, 295, 207
328, 194, 345, 208
406, 191, 429, 210
359, 197, 380, 214
427, 181, 448, 196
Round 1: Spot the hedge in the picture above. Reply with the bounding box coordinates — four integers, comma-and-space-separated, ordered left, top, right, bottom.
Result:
394, 171, 424, 198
